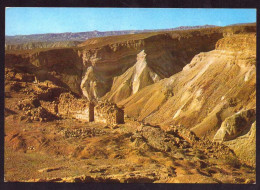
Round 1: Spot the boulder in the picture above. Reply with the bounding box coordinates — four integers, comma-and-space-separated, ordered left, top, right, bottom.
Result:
213, 109, 255, 142
224, 121, 256, 167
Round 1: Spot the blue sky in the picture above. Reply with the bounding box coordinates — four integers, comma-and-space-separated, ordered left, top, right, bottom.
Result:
5, 8, 256, 36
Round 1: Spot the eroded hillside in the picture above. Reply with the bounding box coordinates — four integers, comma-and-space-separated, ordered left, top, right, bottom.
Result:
118, 28, 256, 167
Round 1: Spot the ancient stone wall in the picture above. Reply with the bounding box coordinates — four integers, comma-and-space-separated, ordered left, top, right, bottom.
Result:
95, 101, 124, 125
116, 108, 124, 124
58, 92, 93, 122
88, 102, 95, 122
57, 93, 124, 124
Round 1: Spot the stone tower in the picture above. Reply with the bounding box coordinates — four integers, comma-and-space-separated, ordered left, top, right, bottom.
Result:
116, 107, 124, 124
88, 102, 95, 122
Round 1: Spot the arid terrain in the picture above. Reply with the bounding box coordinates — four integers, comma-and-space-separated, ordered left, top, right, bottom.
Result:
5, 24, 217, 50
4, 23, 256, 183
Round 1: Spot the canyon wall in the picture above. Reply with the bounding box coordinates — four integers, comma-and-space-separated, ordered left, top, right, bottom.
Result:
79, 29, 223, 101
5, 27, 224, 101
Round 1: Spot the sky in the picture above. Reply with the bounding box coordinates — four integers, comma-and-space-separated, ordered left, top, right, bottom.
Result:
5, 8, 256, 36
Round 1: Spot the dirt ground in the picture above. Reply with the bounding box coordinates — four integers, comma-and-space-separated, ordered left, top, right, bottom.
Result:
4, 79, 255, 183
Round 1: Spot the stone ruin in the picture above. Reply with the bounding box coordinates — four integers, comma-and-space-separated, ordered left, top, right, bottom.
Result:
58, 92, 92, 122
6, 66, 124, 125
94, 101, 124, 125
5, 68, 35, 82
12, 78, 124, 124
58, 93, 124, 124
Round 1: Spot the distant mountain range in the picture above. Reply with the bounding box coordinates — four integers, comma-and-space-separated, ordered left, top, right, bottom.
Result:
227, 22, 256, 26
5, 25, 218, 45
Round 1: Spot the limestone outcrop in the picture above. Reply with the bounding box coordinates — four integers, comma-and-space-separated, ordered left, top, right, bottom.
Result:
115, 26, 256, 166
5, 24, 255, 139
80, 66, 109, 101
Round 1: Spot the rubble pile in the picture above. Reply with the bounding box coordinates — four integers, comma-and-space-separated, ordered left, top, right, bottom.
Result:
168, 125, 235, 158
5, 68, 35, 82
62, 128, 106, 138
35, 87, 68, 102
17, 98, 58, 122
23, 106, 58, 122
